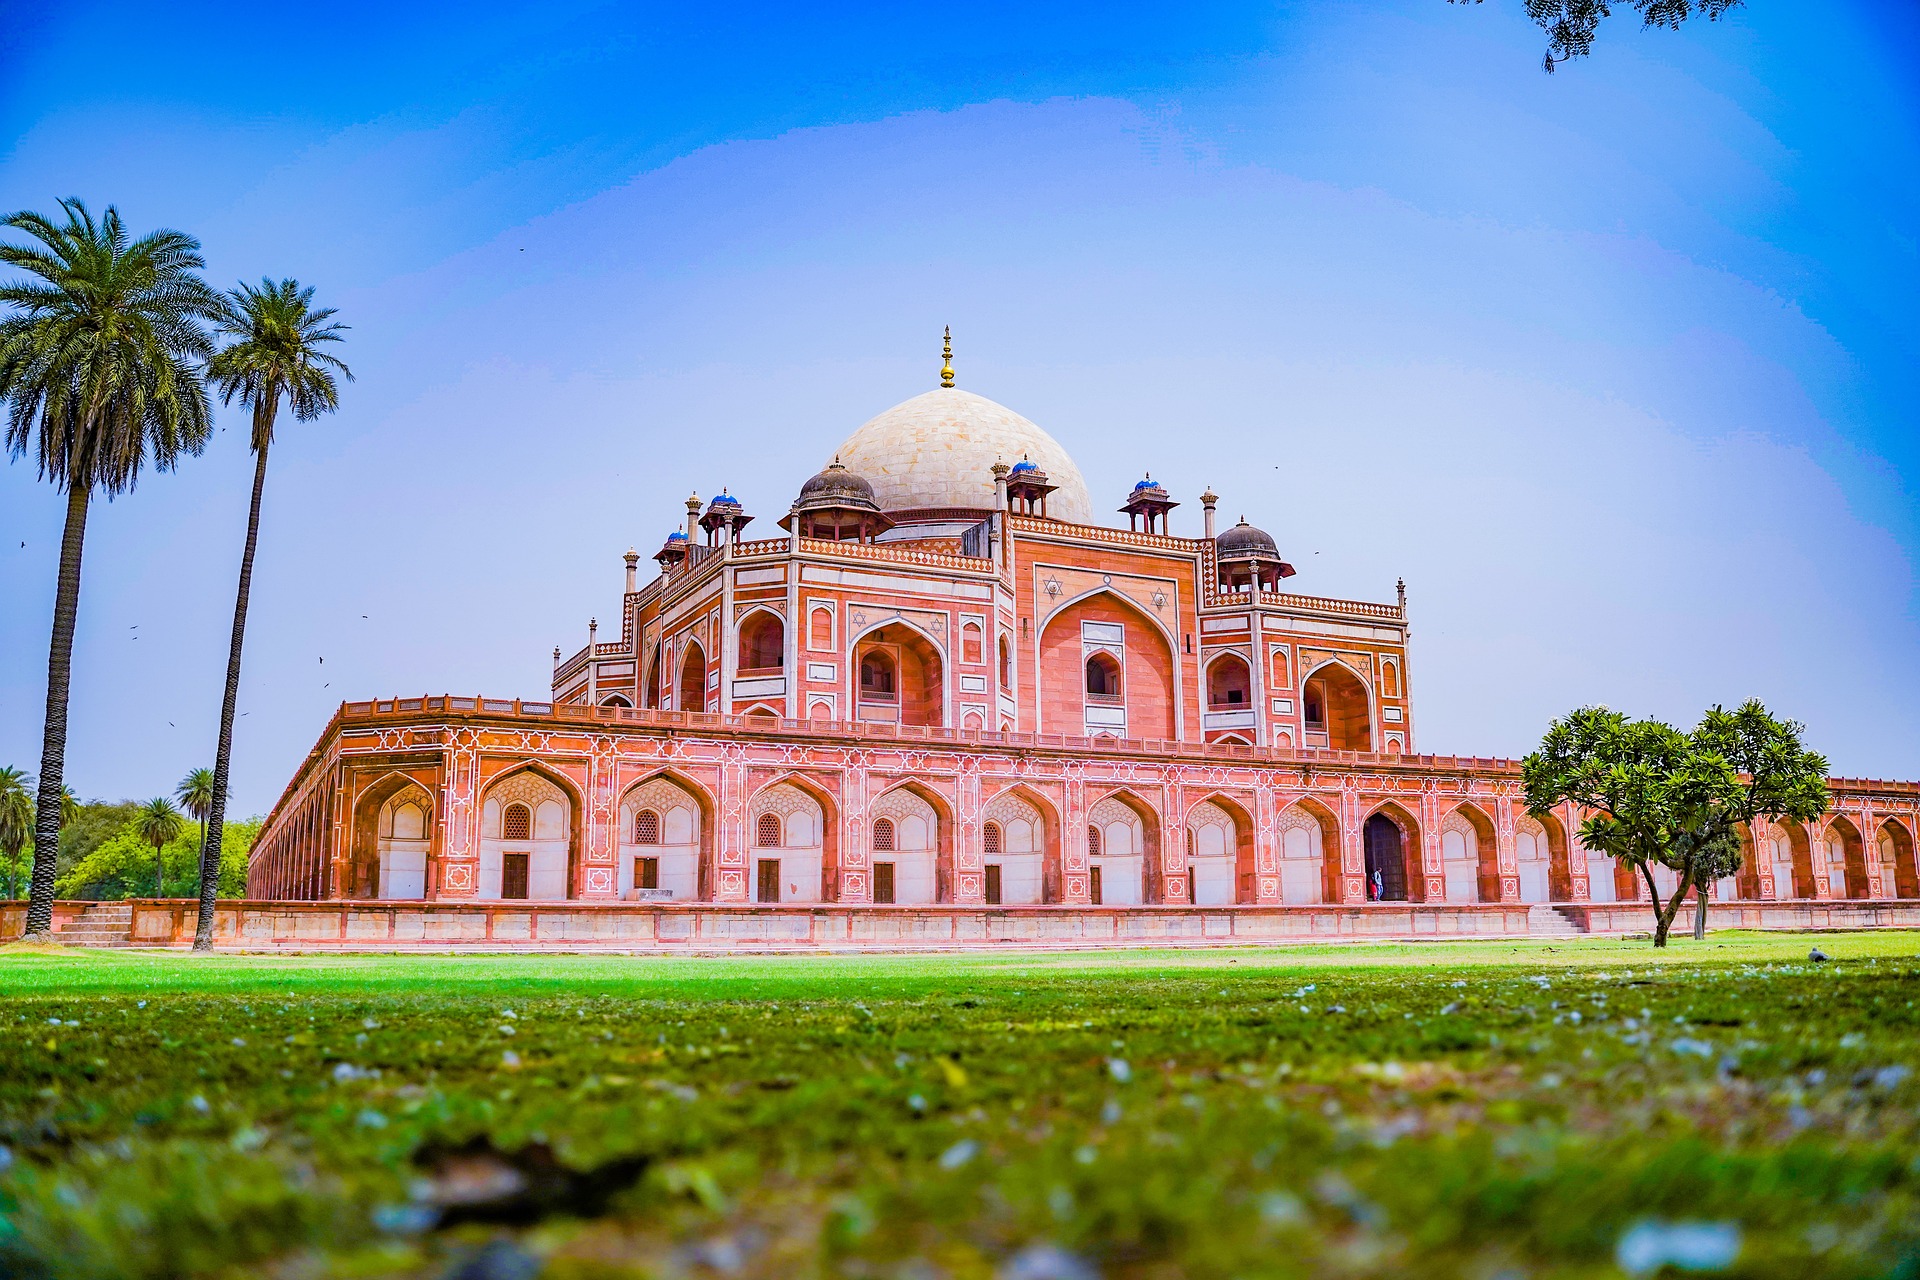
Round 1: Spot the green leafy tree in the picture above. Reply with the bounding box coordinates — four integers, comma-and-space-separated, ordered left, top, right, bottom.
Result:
57, 814, 259, 900
1523, 707, 1743, 946
0, 766, 32, 899
132, 797, 185, 898
175, 767, 219, 869
1450, 0, 1745, 73
1679, 700, 1829, 938
194, 278, 350, 950
0, 199, 219, 938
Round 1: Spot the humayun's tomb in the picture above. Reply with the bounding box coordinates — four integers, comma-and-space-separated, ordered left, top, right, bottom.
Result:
115, 339, 1919, 948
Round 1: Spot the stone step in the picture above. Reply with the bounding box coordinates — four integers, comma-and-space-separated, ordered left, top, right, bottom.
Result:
1528, 904, 1583, 936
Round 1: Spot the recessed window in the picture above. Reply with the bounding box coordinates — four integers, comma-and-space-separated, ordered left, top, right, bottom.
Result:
502, 803, 531, 841
756, 813, 782, 847
1087, 824, 1102, 857
860, 651, 897, 701
1085, 652, 1121, 698
872, 817, 896, 852
633, 809, 660, 845
983, 822, 1003, 855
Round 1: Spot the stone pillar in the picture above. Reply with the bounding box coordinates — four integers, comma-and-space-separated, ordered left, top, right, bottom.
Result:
1810, 822, 1834, 899
1063, 777, 1091, 904
1561, 800, 1590, 901
1200, 488, 1218, 541
685, 493, 701, 541
1419, 790, 1446, 902
1339, 782, 1366, 903
713, 758, 750, 902
624, 548, 639, 595
1252, 778, 1281, 904
841, 762, 871, 903
439, 741, 481, 899
954, 772, 984, 904
587, 619, 598, 704
1495, 794, 1520, 903
1164, 776, 1188, 904
578, 741, 619, 899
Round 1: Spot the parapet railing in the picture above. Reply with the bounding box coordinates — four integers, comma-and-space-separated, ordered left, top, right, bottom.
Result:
1200, 589, 1406, 622
1006, 513, 1198, 554
335, 695, 1528, 774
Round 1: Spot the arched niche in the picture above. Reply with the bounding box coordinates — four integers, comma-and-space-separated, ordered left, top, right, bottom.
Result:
1441, 803, 1500, 903
1087, 790, 1162, 905
478, 765, 579, 901
739, 610, 785, 673
1302, 661, 1372, 752
620, 772, 712, 901
869, 782, 949, 905
1205, 652, 1252, 711
1769, 819, 1816, 899
678, 639, 708, 714
1276, 798, 1340, 904
747, 777, 835, 903
1823, 816, 1870, 900
349, 771, 436, 901
983, 786, 1056, 905
852, 620, 944, 728
1038, 590, 1176, 740
1879, 819, 1918, 898
1185, 795, 1254, 905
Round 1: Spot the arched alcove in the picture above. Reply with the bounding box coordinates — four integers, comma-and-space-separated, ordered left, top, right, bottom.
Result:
1302, 662, 1371, 751
678, 640, 708, 714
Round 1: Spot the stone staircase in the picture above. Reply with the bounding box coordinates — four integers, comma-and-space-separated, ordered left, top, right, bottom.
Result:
1528, 903, 1585, 937
56, 902, 135, 948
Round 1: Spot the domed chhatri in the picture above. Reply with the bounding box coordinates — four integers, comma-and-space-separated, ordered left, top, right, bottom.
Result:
1215, 516, 1296, 592
832, 388, 1094, 523
783, 458, 894, 542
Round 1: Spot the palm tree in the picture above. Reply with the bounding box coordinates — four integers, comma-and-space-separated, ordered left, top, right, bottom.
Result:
0, 766, 31, 900
133, 797, 184, 898
0, 199, 219, 939
194, 278, 350, 949
175, 767, 218, 870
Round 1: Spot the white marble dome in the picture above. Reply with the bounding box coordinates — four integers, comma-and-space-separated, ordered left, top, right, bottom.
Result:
830, 388, 1093, 523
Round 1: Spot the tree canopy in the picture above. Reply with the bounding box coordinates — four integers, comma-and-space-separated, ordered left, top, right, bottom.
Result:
1451, 0, 1747, 73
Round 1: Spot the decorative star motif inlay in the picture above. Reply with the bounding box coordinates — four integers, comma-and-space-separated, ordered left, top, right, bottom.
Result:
1043, 576, 1062, 598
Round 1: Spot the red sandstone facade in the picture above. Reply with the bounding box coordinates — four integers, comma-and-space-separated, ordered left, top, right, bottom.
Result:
247, 365, 1920, 923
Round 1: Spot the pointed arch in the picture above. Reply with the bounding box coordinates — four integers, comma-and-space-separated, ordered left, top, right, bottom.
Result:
984, 783, 1062, 904
1204, 650, 1253, 711
1525, 807, 1573, 902
1879, 818, 1918, 898
1442, 801, 1501, 903
848, 615, 947, 728
619, 768, 716, 900
1184, 792, 1255, 905
1036, 587, 1177, 740
871, 778, 954, 904
1276, 796, 1341, 904
737, 606, 786, 673
350, 770, 437, 901
1770, 818, 1816, 899
747, 771, 841, 902
1089, 787, 1165, 904
1823, 815, 1870, 900
1362, 800, 1421, 902
1302, 658, 1373, 752
677, 638, 709, 713
479, 760, 585, 900
644, 643, 664, 709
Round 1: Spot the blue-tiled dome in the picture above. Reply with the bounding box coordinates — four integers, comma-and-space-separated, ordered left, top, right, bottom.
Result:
1132, 477, 1157, 492
665, 530, 688, 542
707, 491, 741, 510
1009, 459, 1039, 476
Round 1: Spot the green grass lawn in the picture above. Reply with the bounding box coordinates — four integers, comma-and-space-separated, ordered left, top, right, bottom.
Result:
2, 932, 1917, 1279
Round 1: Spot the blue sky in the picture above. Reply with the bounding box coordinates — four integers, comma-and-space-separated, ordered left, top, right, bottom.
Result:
2, 0, 1917, 813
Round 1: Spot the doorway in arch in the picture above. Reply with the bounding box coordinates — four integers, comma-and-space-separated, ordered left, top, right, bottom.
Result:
1363, 814, 1409, 901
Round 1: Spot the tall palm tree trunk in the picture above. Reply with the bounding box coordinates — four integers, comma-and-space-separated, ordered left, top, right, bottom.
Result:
25, 482, 92, 939
194, 441, 270, 950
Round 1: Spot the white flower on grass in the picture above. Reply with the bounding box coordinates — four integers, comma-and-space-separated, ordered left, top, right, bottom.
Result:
189, 1095, 210, 1114
998, 1243, 1099, 1280
1106, 1058, 1131, 1084
357, 1110, 388, 1129
939, 1139, 979, 1169
500, 1050, 521, 1069
1615, 1220, 1741, 1275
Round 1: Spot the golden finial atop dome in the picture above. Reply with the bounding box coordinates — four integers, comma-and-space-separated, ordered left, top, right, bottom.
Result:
940, 325, 954, 388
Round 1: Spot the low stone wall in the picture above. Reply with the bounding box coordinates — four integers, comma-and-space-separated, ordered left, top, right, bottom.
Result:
0, 902, 91, 938
6, 899, 1915, 951
1561, 900, 1920, 935
52, 899, 1538, 951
